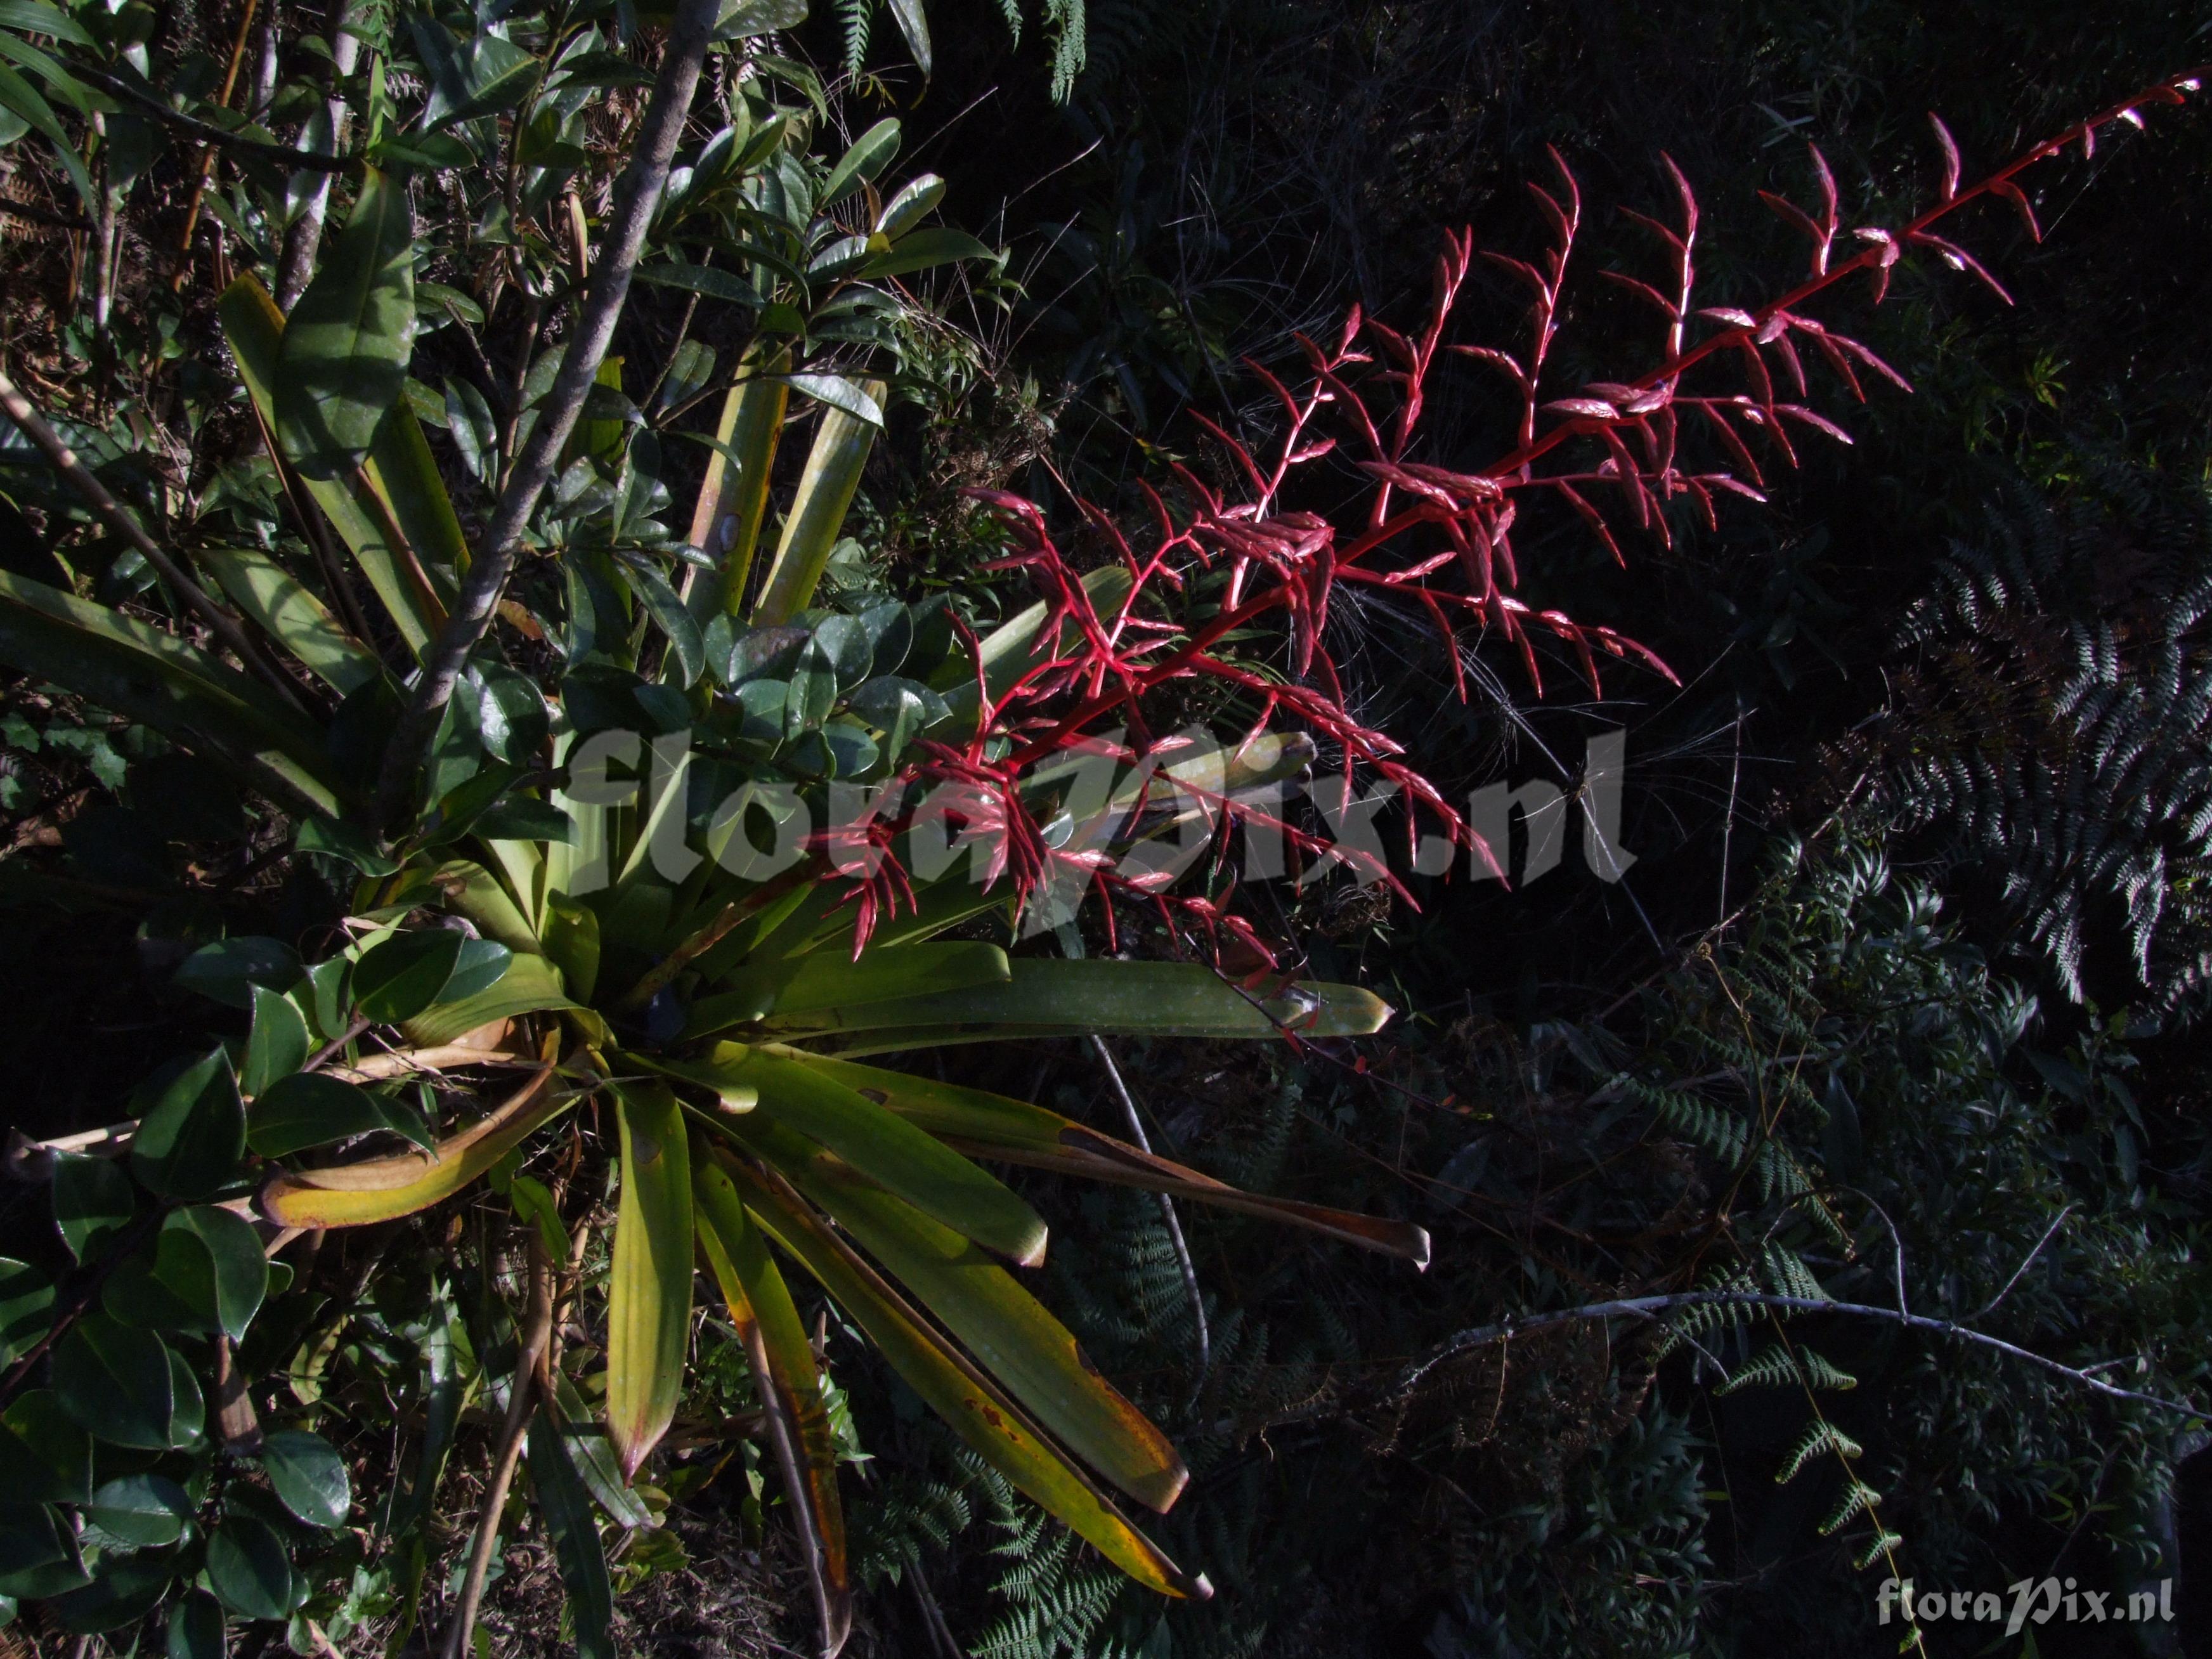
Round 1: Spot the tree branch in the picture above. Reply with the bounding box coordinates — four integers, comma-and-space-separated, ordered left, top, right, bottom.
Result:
0, 365, 309, 713
372, 0, 721, 832
443, 1233, 554, 1659
1392, 1291, 2202, 1419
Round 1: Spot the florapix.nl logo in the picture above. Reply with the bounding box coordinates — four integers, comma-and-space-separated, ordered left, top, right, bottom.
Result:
545, 722, 1637, 922
1878, 1576, 2175, 1635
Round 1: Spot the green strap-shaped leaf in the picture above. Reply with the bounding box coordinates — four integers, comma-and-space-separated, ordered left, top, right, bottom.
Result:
686, 346, 790, 620
275, 167, 418, 480
399, 952, 576, 1047
671, 1044, 1046, 1265
0, 59, 95, 216
693, 1152, 850, 1653
685, 939, 1010, 1039
0, 570, 351, 816
220, 276, 446, 656
195, 546, 381, 694
724, 1114, 1182, 1512
526, 1414, 615, 1659
606, 1079, 693, 1480
782, 1050, 1431, 1264
713, 1150, 1209, 1599
750, 381, 884, 625
768, 957, 1395, 1055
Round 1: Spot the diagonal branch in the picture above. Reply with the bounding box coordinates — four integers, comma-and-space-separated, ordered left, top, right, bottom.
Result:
0, 365, 310, 713
1391, 1291, 2202, 1419
372, 0, 722, 832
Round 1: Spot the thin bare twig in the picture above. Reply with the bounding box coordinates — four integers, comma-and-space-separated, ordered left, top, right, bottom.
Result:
374, 0, 722, 831
1393, 1291, 2200, 1418
1975, 1203, 2077, 1318
1090, 1036, 1211, 1403
0, 366, 308, 713
443, 1233, 555, 1659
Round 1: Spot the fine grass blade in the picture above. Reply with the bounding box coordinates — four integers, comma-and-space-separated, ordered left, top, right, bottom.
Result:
713, 1150, 1210, 1600
693, 1151, 850, 1655
668, 1045, 1046, 1265
606, 1080, 693, 1480
749, 380, 883, 625
256, 1064, 567, 1227
729, 1114, 1184, 1513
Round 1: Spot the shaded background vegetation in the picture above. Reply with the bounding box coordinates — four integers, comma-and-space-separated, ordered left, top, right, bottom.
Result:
7, 0, 2212, 1654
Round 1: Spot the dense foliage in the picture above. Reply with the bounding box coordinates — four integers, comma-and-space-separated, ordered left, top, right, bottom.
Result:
3, 0, 2211, 1656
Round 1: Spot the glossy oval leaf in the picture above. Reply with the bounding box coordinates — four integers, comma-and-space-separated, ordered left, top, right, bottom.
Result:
204, 1515, 294, 1620
130, 1048, 247, 1200
166, 1588, 226, 1659
51, 1152, 135, 1263
260, 1429, 351, 1527
249, 1071, 432, 1159
52, 1314, 174, 1449
242, 982, 313, 1098
85, 1473, 192, 1547
0, 1391, 91, 1504
0, 1257, 53, 1363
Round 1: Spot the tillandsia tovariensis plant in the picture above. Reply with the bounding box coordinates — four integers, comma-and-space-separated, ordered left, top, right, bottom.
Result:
0, 1, 2203, 1648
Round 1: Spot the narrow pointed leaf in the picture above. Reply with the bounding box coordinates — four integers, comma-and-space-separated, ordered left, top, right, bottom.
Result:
0, 569, 351, 816
751, 383, 883, 625
197, 547, 381, 694
715, 1152, 1209, 1599
673, 1046, 1046, 1265
725, 1115, 1180, 1510
686, 348, 790, 619
790, 1053, 1431, 1265
693, 1154, 850, 1653
771, 959, 1394, 1054
527, 1414, 615, 1659
220, 276, 444, 655
606, 1080, 693, 1479
275, 167, 418, 479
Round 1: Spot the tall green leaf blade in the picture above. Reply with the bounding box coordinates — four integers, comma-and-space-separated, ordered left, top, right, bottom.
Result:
606, 1080, 693, 1480
219, 275, 443, 656
275, 168, 418, 479
675, 1046, 1047, 1265
685, 347, 789, 620
729, 1114, 1181, 1511
786, 1051, 1431, 1263
750, 382, 883, 625
526, 1414, 615, 1659
0, 570, 351, 816
196, 547, 381, 694
767, 958, 1395, 1048
714, 1151, 1209, 1599
693, 1153, 850, 1653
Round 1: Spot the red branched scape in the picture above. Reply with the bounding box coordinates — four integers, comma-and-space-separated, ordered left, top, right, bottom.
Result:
845, 69, 2207, 959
